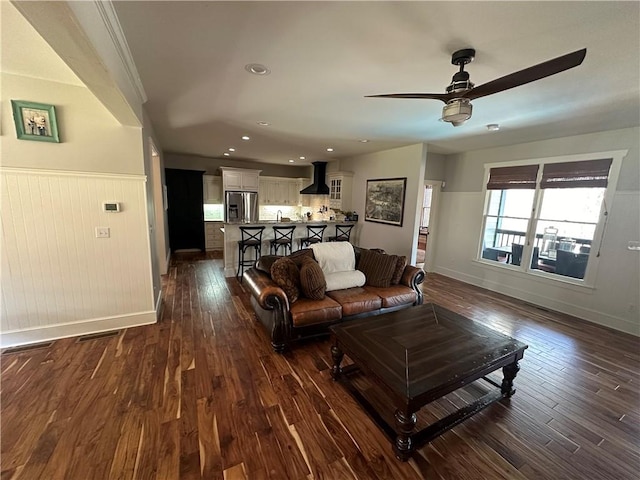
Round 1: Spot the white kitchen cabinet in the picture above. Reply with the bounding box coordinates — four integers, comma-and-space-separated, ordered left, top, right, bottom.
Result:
288, 181, 302, 206
328, 172, 353, 211
205, 222, 223, 250
220, 167, 261, 192
259, 177, 304, 206
298, 178, 311, 207
203, 175, 222, 203
259, 178, 278, 205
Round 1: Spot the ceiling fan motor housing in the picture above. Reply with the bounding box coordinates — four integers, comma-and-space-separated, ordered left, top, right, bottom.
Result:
442, 98, 473, 126
446, 73, 474, 94
447, 49, 476, 94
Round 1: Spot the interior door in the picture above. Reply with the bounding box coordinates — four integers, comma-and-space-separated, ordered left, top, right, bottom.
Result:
165, 168, 205, 252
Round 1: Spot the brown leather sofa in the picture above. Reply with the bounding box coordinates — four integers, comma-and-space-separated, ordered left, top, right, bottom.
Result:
243, 247, 425, 352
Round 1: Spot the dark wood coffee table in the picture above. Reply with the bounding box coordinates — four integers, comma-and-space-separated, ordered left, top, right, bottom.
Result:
330, 303, 528, 461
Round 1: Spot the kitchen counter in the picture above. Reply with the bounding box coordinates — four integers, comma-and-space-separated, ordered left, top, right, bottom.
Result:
221, 221, 357, 277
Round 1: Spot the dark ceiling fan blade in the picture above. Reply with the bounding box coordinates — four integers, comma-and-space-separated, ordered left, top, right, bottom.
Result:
463, 48, 587, 100
365, 93, 452, 103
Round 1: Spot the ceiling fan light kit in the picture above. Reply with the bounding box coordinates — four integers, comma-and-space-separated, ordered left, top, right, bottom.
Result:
442, 98, 473, 126
367, 47, 587, 127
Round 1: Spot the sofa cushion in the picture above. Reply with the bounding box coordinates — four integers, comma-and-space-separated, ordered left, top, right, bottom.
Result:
390, 256, 407, 285
325, 270, 366, 292
270, 257, 300, 303
326, 288, 382, 316
290, 296, 342, 327
299, 259, 326, 300
357, 249, 398, 288
363, 285, 417, 308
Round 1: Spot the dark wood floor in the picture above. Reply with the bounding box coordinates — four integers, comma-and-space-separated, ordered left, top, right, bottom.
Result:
2, 253, 638, 479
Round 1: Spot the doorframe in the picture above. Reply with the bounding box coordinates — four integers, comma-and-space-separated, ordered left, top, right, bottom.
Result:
149, 139, 169, 274
422, 180, 442, 272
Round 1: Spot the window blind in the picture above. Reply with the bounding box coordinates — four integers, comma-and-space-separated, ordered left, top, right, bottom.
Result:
486, 164, 539, 190
541, 159, 613, 189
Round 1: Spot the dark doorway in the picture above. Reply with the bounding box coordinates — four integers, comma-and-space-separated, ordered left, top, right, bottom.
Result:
165, 168, 205, 252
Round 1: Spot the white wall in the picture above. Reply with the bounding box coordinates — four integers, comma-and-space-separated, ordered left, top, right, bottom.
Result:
425, 152, 446, 180
339, 143, 427, 261
0, 73, 155, 346
432, 127, 640, 335
1, 73, 143, 174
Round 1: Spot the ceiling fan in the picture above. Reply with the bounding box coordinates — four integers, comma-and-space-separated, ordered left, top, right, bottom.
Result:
367, 48, 587, 126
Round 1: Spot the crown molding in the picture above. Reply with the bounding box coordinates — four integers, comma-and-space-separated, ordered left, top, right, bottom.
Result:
92, 0, 147, 105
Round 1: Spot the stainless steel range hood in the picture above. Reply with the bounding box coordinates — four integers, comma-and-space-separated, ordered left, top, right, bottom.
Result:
300, 161, 330, 195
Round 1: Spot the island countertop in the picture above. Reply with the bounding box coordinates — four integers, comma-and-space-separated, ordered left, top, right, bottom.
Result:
221, 220, 357, 277
223, 220, 356, 226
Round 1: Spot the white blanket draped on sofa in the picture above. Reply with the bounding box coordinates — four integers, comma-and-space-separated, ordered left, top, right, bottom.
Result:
311, 242, 365, 291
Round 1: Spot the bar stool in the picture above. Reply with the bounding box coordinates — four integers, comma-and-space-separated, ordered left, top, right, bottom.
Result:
237, 226, 265, 281
270, 226, 296, 255
299, 224, 327, 249
328, 224, 354, 243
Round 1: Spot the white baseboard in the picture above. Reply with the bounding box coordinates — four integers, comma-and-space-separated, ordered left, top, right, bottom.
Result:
434, 266, 639, 337
155, 291, 163, 320
0, 311, 157, 348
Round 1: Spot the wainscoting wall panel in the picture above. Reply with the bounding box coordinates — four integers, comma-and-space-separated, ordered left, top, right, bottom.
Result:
1, 168, 155, 345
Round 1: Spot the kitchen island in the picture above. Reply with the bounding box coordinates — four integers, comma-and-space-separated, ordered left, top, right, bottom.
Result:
222, 220, 357, 277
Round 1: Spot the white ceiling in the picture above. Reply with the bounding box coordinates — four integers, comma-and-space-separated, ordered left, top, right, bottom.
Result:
15, 2, 640, 166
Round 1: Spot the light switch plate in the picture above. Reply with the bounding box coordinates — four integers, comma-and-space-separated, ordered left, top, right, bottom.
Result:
96, 227, 110, 238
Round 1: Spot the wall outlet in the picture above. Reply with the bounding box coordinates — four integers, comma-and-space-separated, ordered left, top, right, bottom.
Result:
95, 227, 110, 238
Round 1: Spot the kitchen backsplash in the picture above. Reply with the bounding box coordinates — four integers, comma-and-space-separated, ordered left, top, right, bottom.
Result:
260, 205, 302, 221
203, 204, 224, 221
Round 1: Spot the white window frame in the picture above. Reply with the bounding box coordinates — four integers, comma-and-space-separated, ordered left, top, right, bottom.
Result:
477, 150, 627, 287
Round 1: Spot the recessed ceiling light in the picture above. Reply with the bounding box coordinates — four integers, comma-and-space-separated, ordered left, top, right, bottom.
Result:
359, 139, 369, 143
487, 124, 500, 131
242, 135, 250, 141
288, 159, 295, 163
223, 152, 230, 156
228, 147, 236, 152
326, 147, 334, 152
299, 156, 305, 160
257, 121, 270, 126
245, 63, 271, 75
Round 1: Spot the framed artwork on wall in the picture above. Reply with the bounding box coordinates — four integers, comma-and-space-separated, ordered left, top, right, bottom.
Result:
11, 100, 60, 143
365, 177, 407, 227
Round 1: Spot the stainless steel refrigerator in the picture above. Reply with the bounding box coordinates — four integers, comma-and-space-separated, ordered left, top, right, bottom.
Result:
225, 191, 259, 223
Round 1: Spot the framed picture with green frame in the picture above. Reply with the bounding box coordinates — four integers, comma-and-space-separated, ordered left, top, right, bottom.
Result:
11, 100, 60, 143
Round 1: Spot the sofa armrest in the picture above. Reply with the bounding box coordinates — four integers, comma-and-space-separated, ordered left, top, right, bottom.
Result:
243, 267, 290, 311
243, 267, 292, 353
400, 265, 426, 305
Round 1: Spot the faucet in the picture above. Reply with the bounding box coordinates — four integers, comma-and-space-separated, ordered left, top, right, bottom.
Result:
276, 210, 282, 222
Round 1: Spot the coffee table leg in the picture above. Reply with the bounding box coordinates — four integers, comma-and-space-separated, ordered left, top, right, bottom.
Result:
331, 345, 344, 380
394, 409, 417, 461
501, 361, 521, 397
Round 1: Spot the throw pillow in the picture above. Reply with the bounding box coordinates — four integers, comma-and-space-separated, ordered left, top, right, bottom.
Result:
256, 255, 282, 274
358, 249, 397, 288
354, 247, 386, 269
270, 258, 300, 303
288, 248, 314, 266
390, 256, 407, 285
299, 259, 326, 300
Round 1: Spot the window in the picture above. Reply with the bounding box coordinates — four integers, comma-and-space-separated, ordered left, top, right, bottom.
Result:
479, 153, 622, 283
